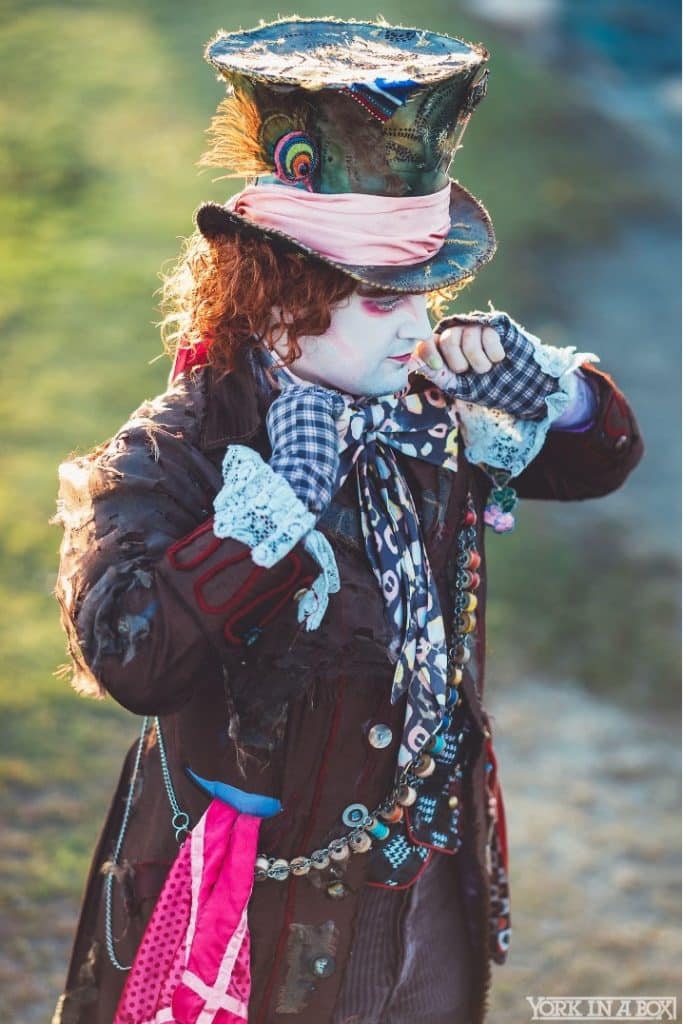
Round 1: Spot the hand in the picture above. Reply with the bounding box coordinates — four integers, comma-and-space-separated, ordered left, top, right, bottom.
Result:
413, 317, 506, 376
412, 311, 569, 421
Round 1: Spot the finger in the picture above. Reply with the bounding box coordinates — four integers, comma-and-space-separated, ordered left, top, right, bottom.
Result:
413, 336, 444, 371
437, 327, 469, 374
461, 325, 492, 373
481, 326, 506, 363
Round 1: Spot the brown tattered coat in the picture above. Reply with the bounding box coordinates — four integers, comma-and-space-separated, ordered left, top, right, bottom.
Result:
53, 357, 643, 1024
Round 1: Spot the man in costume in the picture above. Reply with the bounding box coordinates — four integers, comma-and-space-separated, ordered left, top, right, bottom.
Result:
52, 18, 643, 1024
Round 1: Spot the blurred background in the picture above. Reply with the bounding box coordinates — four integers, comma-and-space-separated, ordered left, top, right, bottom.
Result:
1, 0, 680, 1019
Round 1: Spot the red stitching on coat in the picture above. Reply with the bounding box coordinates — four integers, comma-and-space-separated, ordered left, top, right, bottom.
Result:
223, 567, 314, 645
581, 364, 632, 442
167, 518, 222, 570
220, 555, 302, 623
485, 738, 509, 872
602, 392, 631, 440
193, 549, 263, 615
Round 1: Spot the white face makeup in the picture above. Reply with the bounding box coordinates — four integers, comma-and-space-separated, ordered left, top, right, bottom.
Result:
272, 289, 433, 397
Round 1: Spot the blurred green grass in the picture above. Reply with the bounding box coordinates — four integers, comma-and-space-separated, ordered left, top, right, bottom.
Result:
0, 0, 677, 924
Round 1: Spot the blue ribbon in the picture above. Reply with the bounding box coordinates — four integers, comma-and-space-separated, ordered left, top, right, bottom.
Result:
186, 768, 282, 819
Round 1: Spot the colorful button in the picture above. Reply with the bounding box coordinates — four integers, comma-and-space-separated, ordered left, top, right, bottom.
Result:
255, 855, 270, 881
397, 784, 417, 806
329, 840, 350, 862
326, 880, 348, 900
366, 817, 390, 840
414, 753, 436, 778
454, 643, 471, 664
368, 723, 393, 749
458, 611, 477, 634
342, 803, 369, 828
427, 733, 446, 756
467, 550, 481, 570
310, 849, 330, 870
379, 803, 404, 823
349, 831, 372, 853
270, 858, 290, 881
311, 955, 336, 978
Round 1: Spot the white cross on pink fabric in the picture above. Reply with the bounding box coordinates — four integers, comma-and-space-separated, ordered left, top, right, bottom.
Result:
113, 800, 260, 1024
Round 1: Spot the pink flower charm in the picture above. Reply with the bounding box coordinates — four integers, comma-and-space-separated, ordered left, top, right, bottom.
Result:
483, 505, 516, 533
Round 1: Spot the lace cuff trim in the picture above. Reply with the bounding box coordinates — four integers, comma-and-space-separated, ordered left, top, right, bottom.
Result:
213, 446, 315, 568
296, 530, 342, 631
456, 311, 599, 478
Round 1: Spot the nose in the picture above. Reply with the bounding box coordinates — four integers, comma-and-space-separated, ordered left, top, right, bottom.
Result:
396, 294, 432, 342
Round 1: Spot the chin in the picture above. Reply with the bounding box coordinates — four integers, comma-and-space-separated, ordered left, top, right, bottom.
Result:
358, 369, 410, 398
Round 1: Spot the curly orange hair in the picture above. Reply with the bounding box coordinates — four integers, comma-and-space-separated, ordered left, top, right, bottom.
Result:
159, 231, 469, 375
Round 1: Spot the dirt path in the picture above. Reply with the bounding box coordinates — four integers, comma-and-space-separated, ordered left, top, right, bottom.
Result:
487, 679, 681, 1020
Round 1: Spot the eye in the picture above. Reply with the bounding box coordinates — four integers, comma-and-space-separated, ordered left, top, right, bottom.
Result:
362, 295, 405, 314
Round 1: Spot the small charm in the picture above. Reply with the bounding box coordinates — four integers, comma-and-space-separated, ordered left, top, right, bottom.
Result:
482, 471, 518, 534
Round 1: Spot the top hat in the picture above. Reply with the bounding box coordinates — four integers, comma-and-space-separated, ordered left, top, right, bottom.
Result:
196, 17, 496, 293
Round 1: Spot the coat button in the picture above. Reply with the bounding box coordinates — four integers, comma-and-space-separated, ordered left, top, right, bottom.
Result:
368, 723, 393, 749
614, 434, 629, 452
326, 880, 348, 900
342, 803, 369, 828
311, 955, 336, 978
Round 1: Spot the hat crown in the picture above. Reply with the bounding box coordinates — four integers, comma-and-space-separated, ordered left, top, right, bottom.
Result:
206, 18, 487, 88
204, 18, 489, 197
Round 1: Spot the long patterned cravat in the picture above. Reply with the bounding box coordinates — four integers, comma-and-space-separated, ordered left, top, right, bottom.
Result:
334, 387, 459, 769
265, 352, 461, 771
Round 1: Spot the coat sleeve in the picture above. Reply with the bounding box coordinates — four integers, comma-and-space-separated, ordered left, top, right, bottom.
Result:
53, 379, 318, 716
511, 363, 644, 500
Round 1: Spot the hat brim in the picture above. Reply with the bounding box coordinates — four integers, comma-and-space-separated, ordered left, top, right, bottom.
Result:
194, 180, 496, 294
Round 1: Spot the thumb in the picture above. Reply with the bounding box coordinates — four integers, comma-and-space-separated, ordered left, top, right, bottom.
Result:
410, 340, 461, 391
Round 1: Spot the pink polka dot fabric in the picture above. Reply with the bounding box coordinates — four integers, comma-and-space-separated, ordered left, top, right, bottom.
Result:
113, 799, 260, 1024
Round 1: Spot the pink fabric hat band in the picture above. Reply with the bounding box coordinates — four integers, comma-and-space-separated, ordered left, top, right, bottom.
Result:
226, 182, 452, 267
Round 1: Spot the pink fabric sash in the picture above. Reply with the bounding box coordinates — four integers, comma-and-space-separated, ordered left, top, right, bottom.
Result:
113, 800, 260, 1024
227, 182, 452, 266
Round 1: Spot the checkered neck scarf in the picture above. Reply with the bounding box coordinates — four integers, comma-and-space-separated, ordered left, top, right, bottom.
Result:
265, 355, 459, 769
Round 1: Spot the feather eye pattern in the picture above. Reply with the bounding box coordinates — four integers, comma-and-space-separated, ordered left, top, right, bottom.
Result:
199, 89, 271, 178
273, 132, 319, 190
